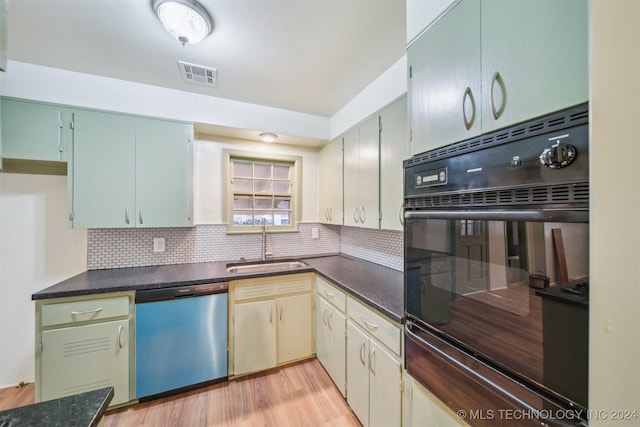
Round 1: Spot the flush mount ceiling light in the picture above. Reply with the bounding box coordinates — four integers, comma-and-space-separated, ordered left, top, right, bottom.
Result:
259, 133, 278, 143
153, 0, 213, 46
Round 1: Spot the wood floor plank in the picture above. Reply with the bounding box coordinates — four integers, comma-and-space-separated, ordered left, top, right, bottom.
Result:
0, 359, 359, 427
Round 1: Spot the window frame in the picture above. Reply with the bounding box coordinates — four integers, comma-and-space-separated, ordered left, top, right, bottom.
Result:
223, 149, 302, 234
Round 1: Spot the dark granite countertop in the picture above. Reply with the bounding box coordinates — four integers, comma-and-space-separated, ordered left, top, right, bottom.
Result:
32, 254, 404, 323
0, 387, 113, 427
304, 256, 403, 323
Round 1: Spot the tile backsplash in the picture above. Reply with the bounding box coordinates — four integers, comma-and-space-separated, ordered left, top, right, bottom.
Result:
87, 223, 403, 271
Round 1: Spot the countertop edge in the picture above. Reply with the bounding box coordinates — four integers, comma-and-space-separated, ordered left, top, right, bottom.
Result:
31, 255, 404, 323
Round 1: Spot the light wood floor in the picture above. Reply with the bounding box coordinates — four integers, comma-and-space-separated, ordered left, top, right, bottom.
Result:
0, 359, 361, 427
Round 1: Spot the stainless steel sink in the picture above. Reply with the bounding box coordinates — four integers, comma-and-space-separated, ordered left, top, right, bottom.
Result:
226, 260, 308, 274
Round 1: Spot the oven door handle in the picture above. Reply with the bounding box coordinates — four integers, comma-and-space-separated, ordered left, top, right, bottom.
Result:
404, 209, 588, 222
405, 321, 540, 414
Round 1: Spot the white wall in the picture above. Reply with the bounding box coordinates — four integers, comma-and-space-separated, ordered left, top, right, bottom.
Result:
195, 137, 318, 224
0, 174, 87, 388
2, 61, 329, 142
590, 1, 640, 423
329, 56, 408, 140
406, 0, 457, 44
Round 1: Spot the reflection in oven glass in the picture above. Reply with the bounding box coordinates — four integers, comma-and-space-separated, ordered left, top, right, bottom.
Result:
405, 219, 589, 407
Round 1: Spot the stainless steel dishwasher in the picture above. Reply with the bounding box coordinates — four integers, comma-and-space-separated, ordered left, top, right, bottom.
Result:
135, 282, 228, 400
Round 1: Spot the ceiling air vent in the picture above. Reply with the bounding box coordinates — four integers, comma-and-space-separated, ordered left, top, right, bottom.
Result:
178, 61, 217, 87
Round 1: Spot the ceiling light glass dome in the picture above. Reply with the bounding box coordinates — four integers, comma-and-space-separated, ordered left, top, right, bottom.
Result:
153, 0, 213, 46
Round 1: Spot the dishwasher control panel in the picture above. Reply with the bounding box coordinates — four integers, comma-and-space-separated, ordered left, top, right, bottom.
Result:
135, 282, 229, 304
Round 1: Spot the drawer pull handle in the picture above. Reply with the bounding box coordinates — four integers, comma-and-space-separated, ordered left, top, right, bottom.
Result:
362, 316, 379, 331
324, 290, 334, 299
71, 307, 103, 316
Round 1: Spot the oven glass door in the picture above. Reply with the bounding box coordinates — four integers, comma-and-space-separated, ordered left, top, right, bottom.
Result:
405, 217, 589, 408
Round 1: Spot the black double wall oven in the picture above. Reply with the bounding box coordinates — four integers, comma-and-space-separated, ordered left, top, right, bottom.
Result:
404, 104, 589, 426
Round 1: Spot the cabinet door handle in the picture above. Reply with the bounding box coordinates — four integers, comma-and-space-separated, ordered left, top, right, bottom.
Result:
398, 203, 405, 226
279, 301, 283, 322
369, 348, 376, 375
353, 206, 360, 223
329, 208, 333, 222
490, 71, 506, 120
117, 325, 125, 349
360, 341, 367, 366
359, 206, 366, 224
139, 204, 144, 225
269, 304, 273, 324
125, 204, 130, 225
362, 316, 379, 331
322, 308, 328, 326
71, 307, 103, 316
462, 86, 476, 130
327, 310, 333, 331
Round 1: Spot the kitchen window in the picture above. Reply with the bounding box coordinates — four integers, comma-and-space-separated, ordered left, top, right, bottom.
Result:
225, 150, 301, 233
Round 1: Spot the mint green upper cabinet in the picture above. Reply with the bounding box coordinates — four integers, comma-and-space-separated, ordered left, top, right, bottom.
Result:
135, 118, 193, 227
1, 98, 69, 161
70, 111, 194, 228
343, 116, 380, 229
318, 137, 343, 225
408, 0, 481, 155
408, 0, 588, 154
71, 110, 136, 228
379, 97, 408, 231
480, 0, 588, 133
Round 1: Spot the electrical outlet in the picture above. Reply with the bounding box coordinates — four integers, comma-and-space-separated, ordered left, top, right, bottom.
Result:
311, 227, 319, 239
153, 237, 165, 253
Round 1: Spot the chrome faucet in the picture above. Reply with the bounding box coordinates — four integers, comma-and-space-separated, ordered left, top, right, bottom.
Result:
261, 218, 272, 260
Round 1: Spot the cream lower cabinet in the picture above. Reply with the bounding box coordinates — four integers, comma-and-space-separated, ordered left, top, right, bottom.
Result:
35, 292, 134, 407
315, 276, 347, 396
230, 273, 314, 377
402, 371, 466, 427
346, 297, 402, 427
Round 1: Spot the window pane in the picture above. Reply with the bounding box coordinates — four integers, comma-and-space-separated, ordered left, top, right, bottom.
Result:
233, 195, 252, 209
255, 196, 273, 209
233, 178, 252, 193
254, 179, 272, 193
274, 212, 291, 226
254, 164, 271, 179
255, 211, 273, 225
233, 162, 253, 178
273, 181, 290, 194
274, 197, 290, 210
273, 165, 290, 180
233, 211, 253, 225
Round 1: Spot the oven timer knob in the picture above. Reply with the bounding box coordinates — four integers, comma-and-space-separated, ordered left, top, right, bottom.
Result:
539, 143, 577, 169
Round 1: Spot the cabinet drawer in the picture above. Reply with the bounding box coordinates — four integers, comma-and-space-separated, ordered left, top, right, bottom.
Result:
233, 273, 312, 302
316, 275, 346, 312
347, 297, 401, 356
42, 296, 130, 327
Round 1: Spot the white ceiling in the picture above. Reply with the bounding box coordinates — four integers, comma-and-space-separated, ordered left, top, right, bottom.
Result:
6, 0, 406, 119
